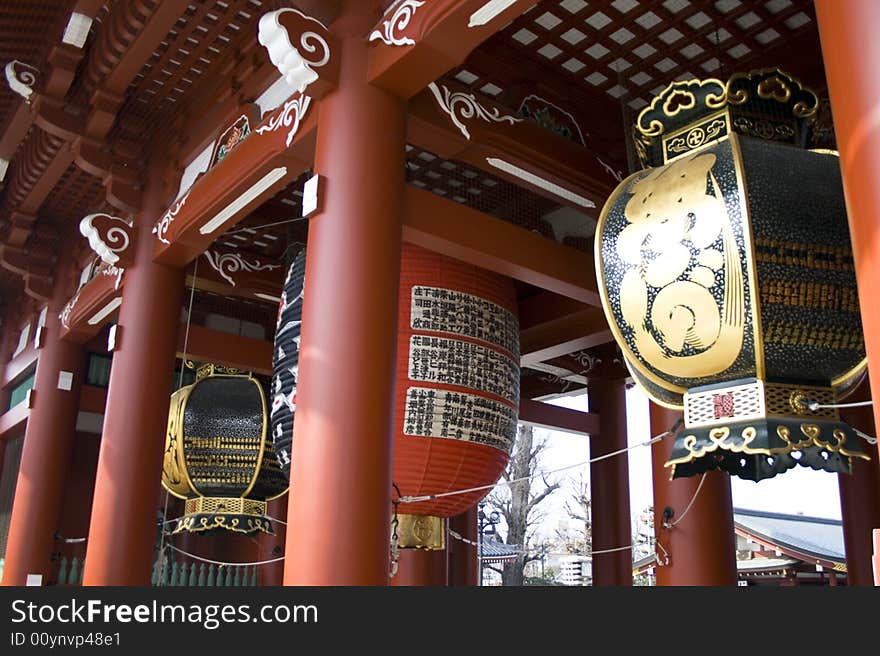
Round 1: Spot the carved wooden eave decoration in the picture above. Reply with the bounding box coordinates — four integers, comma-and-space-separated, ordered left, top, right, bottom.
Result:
194, 249, 284, 303
0, 243, 54, 303
257, 8, 338, 99
152, 95, 318, 267
4, 60, 40, 103
407, 85, 616, 212
59, 259, 125, 343
80, 213, 135, 267
367, 0, 537, 99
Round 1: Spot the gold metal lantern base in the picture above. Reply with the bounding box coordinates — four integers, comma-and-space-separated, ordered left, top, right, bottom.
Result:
395, 514, 446, 550
173, 497, 274, 535
666, 378, 870, 481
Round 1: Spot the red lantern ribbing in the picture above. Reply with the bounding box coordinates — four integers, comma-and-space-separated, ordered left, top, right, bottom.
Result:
393, 243, 520, 527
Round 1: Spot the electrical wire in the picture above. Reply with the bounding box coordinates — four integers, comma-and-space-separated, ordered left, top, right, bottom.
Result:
166, 543, 284, 567
807, 399, 873, 410
224, 216, 306, 236
399, 420, 681, 505
662, 473, 707, 529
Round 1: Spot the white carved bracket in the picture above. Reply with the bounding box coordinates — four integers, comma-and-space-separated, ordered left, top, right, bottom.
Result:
60, 291, 81, 330
428, 82, 522, 140
203, 250, 280, 287
369, 0, 425, 46
152, 192, 190, 245
255, 95, 312, 148
258, 8, 333, 96
80, 213, 134, 266
5, 60, 40, 102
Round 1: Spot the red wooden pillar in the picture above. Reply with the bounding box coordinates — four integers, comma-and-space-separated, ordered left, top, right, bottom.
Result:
447, 505, 478, 586
837, 381, 880, 586
1, 303, 85, 585
589, 380, 632, 586
258, 496, 288, 586
82, 182, 185, 585
283, 2, 406, 585
650, 403, 737, 586
815, 1, 880, 435
391, 547, 448, 587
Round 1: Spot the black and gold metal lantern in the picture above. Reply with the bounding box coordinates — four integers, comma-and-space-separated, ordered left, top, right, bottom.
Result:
596, 69, 870, 481
161, 364, 288, 533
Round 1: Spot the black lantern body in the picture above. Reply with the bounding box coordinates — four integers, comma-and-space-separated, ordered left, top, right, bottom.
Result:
161, 365, 287, 534
596, 70, 870, 481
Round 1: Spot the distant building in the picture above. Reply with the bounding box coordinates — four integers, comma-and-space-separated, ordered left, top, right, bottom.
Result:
558, 555, 591, 586
634, 508, 849, 586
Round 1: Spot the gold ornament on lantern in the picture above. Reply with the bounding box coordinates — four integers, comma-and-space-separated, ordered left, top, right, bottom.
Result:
596, 69, 870, 481
161, 363, 287, 534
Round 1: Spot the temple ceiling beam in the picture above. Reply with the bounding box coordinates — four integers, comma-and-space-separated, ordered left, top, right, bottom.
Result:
401, 183, 600, 305
406, 81, 617, 212
519, 397, 598, 437
367, 0, 537, 100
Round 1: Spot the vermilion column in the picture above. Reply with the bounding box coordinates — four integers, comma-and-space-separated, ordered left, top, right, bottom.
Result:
447, 506, 478, 586
391, 548, 448, 586
815, 1, 880, 434
258, 496, 288, 586
1, 304, 85, 585
284, 2, 406, 585
589, 380, 632, 586
837, 381, 880, 586
82, 185, 184, 585
650, 403, 737, 586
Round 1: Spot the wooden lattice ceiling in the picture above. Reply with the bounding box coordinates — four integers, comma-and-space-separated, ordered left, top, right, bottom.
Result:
447, 0, 824, 169
0, 0, 831, 347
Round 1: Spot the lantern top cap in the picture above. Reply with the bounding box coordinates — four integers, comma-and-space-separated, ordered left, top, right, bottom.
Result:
186, 360, 246, 380
633, 68, 819, 167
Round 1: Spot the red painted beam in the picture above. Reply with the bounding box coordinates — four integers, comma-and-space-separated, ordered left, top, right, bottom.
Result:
152, 98, 317, 268
190, 252, 284, 303
519, 397, 598, 437
407, 83, 617, 211
59, 268, 124, 344
520, 304, 611, 366
402, 184, 600, 305
177, 323, 272, 375
0, 402, 28, 438
368, 0, 537, 100
0, 103, 32, 160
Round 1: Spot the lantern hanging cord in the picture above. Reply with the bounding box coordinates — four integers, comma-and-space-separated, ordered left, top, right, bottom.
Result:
804, 398, 873, 411
224, 216, 306, 236
166, 543, 284, 567
854, 428, 878, 445
662, 473, 707, 529
448, 528, 480, 547
398, 419, 682, 505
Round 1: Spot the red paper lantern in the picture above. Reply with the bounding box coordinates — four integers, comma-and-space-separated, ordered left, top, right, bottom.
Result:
393, 244, 520, 520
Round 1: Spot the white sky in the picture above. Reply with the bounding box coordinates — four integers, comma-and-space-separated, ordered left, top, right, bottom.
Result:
521, 386, 845, 542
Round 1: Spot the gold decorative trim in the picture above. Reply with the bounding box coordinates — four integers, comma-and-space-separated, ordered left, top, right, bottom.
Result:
241, 373, 269, 499
184, 497, 267, 516
666, 421, 870, 467
636, 78, 726, 137
161, 385, 197, 499
728, 133, 765, 382
662, 110, 730, 164
174, 514, 273, 535
395, 514, 446, 550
